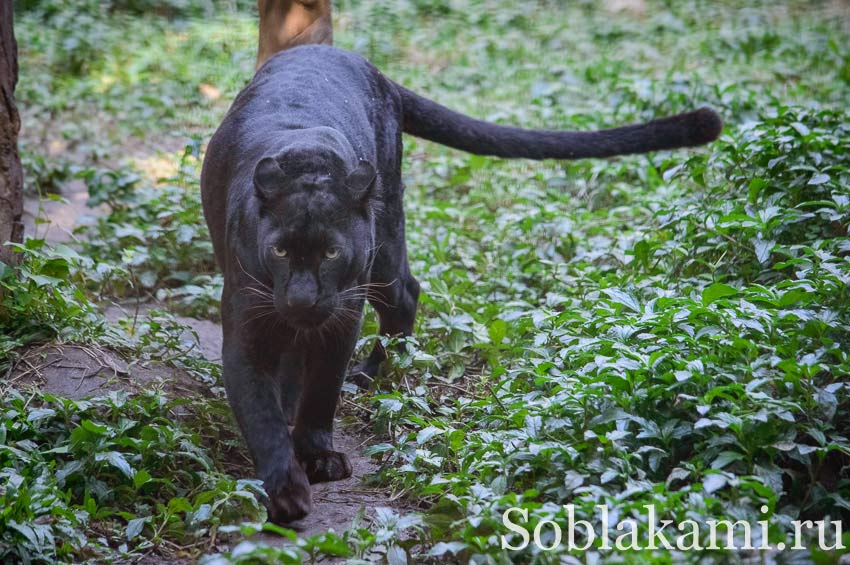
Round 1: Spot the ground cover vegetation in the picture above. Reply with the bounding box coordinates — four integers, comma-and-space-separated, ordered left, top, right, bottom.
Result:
1, 0, 848, 562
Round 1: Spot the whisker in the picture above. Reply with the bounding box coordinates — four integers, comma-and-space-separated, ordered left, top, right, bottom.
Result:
341, 279, 398, 293
242, 304, 275, 314
341, 291, 393, 309
333, 310, 363, 322
348, 242, 384, 283
241, 287, 274, 299
340, 278, 399, 304
242, 304, 276, 314
366, 243, 384, 272
242, 296, 275, 305
235, 256, 273, 292
332, 306, 362, 316
354, 289, 388, 299
359, 281, 398, 289
340, 286, 393, 296
240, 309, 278, 328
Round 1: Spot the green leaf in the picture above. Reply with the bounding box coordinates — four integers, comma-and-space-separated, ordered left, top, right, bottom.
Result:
363, 443, 394, 457
8, 521, 38, 546
97, 451, 135, 479
167, 497, 193, 514
487, 319, 507, 344
702, 283, 738, 305
126, 516, 151, 540
711, 451, 745, 470
81, 419, 108, 434
29, 274, 64, 286
133, 469, 152, 489
790, 122, 810, 136
753, 239, 774, 264
387, 545, 408, 565
26, 408, 56, 422
603, 288, 641, 313
312, 533, 353, 557
808, 173, 830, 185
417, 426, 442, 445
261, 523, 298, 540
703, 473, 728, 494
429, 541, 468, 557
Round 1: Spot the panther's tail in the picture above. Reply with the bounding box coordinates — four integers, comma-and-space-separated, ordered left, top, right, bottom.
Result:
395, 83, 722, 159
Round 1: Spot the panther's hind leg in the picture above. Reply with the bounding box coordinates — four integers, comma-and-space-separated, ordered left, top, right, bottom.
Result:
348, 248, 420, 389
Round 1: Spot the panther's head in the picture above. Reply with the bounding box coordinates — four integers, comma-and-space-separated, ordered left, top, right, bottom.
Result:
250, 144, 376, 328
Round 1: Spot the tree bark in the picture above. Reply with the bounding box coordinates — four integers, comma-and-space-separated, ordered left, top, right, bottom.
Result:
257, 0, 333, 69
0, 0, 23, 266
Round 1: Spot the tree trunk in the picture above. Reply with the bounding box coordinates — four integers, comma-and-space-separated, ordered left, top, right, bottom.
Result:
257, 0, 332, 69
0, 0, 23, 266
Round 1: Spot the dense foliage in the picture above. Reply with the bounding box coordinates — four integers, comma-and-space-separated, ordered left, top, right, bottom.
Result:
3, 0, 849, 562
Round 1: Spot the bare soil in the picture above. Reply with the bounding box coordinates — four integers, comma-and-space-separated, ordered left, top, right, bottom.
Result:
6, 342, 203, 399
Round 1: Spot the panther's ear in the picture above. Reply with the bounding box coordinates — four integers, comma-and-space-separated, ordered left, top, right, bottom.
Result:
253, 157, 291, 201
345, 160, 376, 202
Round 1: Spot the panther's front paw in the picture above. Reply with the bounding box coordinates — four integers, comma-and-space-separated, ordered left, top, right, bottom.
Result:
302, 450, 353, 484
264, 463, 312, 523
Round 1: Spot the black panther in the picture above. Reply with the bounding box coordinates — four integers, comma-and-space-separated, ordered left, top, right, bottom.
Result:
200, 45, 721, 523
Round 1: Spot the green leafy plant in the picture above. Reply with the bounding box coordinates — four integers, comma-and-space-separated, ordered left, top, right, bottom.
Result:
77, 143, 222, 317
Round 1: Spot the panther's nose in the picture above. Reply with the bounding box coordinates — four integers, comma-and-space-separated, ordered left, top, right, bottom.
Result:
286, 295, 316, 311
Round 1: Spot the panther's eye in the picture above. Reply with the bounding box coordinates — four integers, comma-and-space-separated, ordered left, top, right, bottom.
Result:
271, 246, 288, 258
324, 247, 341, 260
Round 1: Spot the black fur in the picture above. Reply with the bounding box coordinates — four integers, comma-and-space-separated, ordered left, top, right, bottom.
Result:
200, 45, 721, 523
400, 85, 723, 159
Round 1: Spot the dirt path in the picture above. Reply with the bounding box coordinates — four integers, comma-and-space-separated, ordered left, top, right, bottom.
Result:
22, 178, 92, 243
21, 145, 399, 543
108, 304, 395, 539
